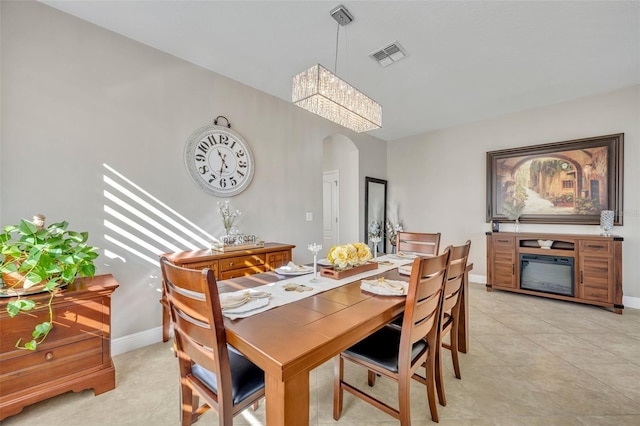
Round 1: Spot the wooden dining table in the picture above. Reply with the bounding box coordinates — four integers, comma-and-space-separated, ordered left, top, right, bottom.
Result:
217, 262, 473, 425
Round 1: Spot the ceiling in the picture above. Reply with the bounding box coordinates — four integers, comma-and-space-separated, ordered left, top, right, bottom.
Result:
41, 1, 640, 141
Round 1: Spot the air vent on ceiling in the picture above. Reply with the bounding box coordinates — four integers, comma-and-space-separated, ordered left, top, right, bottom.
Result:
370, 41, 408, 67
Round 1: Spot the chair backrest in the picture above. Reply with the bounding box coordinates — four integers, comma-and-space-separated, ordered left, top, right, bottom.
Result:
159, 257, 233, 408
440, 240, 471, 319
396, 231, 441, 256
400, 251, 450, 355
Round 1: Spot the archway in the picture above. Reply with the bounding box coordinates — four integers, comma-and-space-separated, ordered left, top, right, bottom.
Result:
322, 134, 359, 248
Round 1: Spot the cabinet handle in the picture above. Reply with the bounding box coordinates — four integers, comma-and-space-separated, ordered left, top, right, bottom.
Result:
512, 264, 515, 274
580, 271, 583, 284
587, 245, 604, 249
45, 352, 54, 361
498, 239, 510, 243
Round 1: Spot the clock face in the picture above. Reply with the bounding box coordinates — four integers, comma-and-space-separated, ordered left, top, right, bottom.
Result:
184, 125, 255, 197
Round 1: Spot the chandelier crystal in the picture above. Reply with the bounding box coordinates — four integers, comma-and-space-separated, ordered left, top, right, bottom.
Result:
292, 64, 382, 133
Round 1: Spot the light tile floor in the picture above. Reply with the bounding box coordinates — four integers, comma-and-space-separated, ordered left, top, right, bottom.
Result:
3, 284, 640, 425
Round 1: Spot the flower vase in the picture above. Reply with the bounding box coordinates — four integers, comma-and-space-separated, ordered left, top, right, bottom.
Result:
514, 218, 520, 233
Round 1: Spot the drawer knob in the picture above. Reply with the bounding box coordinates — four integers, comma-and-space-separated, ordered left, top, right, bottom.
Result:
45, 352, 54, 361
229, 262, 234, 266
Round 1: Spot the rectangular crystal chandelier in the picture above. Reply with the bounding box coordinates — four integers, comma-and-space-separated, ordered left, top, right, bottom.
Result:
292, 64, 382, 133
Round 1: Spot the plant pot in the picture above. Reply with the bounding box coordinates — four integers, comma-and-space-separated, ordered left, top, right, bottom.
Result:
1, 272, 49, 296
320, 262, 378, 280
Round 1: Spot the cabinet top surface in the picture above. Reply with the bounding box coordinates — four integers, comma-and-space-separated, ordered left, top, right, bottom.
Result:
0, 274, 119, 307
486, 232, 622, 241
162, 242, 296, 263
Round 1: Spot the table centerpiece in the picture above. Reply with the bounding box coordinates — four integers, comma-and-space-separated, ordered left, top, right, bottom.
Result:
320, 242, 377, 279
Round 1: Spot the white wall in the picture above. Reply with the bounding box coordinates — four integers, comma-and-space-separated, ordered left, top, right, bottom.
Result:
1, 1, 387, 349
388, 86, 640, 304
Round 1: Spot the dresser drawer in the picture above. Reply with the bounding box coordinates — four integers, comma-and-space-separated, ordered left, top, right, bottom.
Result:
492, 236, 514, 248
219, 266, 266, 280
179, 259, 219, 272
0, 336, 103, 395
579, 240, 612, 256
1, 300, 105, 355
220, 254, 265, 272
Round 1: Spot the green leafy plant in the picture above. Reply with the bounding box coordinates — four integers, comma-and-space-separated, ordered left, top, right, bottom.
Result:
0, 218, 99, 350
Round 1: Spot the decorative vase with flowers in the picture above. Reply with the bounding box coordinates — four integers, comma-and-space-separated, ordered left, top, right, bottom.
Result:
385, 219, 404, 254
217, 201, 241, 237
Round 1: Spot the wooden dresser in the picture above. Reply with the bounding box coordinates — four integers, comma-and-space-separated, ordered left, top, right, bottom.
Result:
0, 274, 119, 421
160, 242, 295, 341
486, 232, 623, 313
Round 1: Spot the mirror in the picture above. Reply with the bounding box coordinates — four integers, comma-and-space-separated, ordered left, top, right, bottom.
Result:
364, 177, 387, 255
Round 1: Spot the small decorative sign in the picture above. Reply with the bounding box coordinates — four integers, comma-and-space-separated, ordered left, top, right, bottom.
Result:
211, 235, 264, 252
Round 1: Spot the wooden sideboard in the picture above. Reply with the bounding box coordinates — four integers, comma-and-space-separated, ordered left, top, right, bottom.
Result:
486, 232, 623, 313
0, 275, 119, 421
160, 242, 295, 341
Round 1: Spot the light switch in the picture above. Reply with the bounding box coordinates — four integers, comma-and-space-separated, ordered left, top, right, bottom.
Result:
306, 212, 313, 221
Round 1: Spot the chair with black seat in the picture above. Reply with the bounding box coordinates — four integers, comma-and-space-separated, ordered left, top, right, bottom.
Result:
396, 231, 441, 256
433, 240, 471, 407
333, 251, 450, 424
159, 257, 265, 426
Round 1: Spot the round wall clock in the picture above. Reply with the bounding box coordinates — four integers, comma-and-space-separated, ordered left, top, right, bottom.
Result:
183, 123, 255, 197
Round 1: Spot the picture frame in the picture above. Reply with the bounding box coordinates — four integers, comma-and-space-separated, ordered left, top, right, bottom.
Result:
486, 134, 623, 225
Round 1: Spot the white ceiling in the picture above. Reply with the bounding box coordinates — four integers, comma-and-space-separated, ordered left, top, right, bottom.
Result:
41, 0, 640, 141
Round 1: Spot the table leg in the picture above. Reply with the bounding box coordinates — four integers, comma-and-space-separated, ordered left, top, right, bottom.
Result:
265, 371, 310, 425
457, 264, 471, 353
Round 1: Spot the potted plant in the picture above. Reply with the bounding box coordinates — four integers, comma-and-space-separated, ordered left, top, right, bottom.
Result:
0, 216, 99, 350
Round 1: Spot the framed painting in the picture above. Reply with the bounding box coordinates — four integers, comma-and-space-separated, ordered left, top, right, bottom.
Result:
486, 134, 623, 225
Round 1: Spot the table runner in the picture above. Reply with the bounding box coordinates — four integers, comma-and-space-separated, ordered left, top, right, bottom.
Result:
221, 254, 415, 319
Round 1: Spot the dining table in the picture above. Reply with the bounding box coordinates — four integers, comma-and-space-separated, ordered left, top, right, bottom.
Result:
217, 259, 473, 425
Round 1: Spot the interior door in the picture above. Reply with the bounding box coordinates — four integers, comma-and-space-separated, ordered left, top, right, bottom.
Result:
323, 170, 339, 250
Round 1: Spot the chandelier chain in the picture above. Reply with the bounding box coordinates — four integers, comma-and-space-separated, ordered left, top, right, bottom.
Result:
334, 22, 340, 75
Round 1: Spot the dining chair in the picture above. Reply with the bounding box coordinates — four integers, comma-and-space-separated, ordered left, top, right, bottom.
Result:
431, 240, 471, 407
159, 257, 265, 426
333, 251, 450, 424
396, 231, 441, 256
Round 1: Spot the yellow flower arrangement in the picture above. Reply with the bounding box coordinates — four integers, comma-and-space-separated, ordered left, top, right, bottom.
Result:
327, 242, 373, 270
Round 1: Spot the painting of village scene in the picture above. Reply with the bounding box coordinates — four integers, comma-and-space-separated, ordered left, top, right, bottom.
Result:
487, 134, 623, 225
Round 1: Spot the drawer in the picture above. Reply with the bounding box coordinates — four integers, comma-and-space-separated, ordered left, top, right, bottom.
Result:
1, 300, 105, 355
0, 336, 103, 395
219, 266, 266, 280
220, 254, 265, 272
579, 240, 612, 256
492, 236, 514, 248
180, 259, 219, 272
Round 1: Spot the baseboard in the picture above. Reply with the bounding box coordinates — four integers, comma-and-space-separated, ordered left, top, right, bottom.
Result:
471, 274, 639, 310
623, 295, 640, 309
111, 326, 164, 356
469, 274, 485, 285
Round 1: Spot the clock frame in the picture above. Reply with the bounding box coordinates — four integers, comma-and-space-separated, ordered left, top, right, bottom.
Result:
183, 124, 255, 197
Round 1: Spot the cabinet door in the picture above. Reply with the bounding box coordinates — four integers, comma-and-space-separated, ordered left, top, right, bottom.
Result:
494, 249, 516, 288
488, 236, 516, 288
579, 240, 613, 303
266, 250, 291, 270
